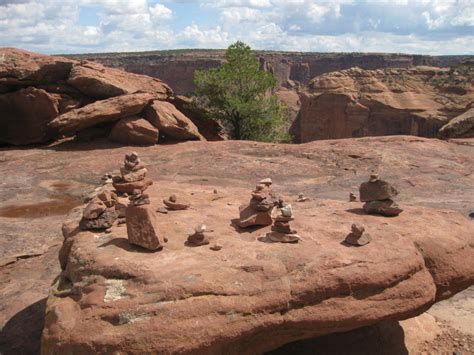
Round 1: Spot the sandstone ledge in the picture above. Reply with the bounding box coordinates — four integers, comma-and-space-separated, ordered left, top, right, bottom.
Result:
41, 192, 474, 354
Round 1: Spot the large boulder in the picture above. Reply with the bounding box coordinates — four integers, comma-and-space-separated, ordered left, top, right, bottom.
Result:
0, 87, 59, 145
438, 108, 474, 139
41, 195, 474, 354
0, 48, 75, 88
144, 100, 204, 140
67, 61, 172, 99
48, 93, 156, 135
109, 116, 159, 146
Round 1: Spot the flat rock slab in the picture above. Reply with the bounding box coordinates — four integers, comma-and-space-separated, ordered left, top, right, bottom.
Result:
42, 189, 474, 354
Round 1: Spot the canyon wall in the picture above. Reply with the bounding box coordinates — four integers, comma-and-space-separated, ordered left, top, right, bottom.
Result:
295, 65, 473, 142
69, 50, 442, 95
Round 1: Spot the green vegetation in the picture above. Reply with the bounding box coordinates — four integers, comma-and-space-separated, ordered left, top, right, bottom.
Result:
426, 61, 473, 88
193, 41, 290, 142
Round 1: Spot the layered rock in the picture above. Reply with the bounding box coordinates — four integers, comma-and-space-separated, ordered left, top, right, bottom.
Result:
296, 66, 473, 142
266, 204, 302, 243
48, 92, 156, 136
67, 61, 171, 99
0, 48, 211, 145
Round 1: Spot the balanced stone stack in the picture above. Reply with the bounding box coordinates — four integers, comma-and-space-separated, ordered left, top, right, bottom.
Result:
113, 152, 153, 195
343, 223, 371, 246
186, 224, 210, 246
266, 204, 302, 243
126, 189, 166, 251
237, 178, 277, 228
359, 174, 403, 217
79, 190, 118, 230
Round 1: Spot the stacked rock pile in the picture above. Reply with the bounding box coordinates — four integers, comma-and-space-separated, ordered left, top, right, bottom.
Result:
359, 174, 403, 217
266, 204, 302, 243
163, 194, 190, 211
237, 178, 277, 228
113, 152, 153, 195
186, 224, 210, 246
79, 190, 118, 230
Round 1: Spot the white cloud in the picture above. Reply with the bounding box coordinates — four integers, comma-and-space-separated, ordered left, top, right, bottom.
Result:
0, 0, 472, 54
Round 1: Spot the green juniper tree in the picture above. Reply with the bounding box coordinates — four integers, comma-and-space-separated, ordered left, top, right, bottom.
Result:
194, 41, 289, 142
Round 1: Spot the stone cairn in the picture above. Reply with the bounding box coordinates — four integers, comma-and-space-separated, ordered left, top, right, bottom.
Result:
186, 224, 210, 246
80, 190, 118, 230
237, 178, 277, 228
343, 223, 371, 246
113, 152, 153, 195
163, 194, 190, 211
359, 173, 403, 217
266, 204, 302, 243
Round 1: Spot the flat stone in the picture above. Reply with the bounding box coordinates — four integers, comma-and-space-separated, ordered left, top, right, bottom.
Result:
163, 198, 190, 211
120, 167, 147, 183
344, 233, 371, 246
266, 231, 302, 243
126, 204, 165, 251
363, 199, 403, 217
113, 178, 153, 195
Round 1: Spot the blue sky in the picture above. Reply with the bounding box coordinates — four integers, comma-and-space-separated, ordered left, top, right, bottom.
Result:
0, 0, 473, 55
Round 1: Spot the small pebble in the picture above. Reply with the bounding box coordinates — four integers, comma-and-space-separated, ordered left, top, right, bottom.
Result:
156, 207, 168, 214
105, 228, 112, 234
210, 243, 223, 251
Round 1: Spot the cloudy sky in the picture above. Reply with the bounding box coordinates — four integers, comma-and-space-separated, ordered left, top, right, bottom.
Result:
0, 0, 472, 55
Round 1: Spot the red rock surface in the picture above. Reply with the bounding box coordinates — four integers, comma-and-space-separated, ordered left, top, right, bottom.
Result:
42, 191, 472, 353
0, 136, 473, 354
296, 66, 474, 142
0, 48, 76, 87
109, 116, 159, 146
67, 61, 172, 99
49, 93, 157, 135
144, 100, 204, 140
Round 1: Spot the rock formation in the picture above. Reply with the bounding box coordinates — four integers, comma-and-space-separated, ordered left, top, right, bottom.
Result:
186, 224, 210, 246
343, 223, 371, 246
360, 174, 403, 217
266, 204, 302, 243
0, 48, 220, 145
438, 107, 474, 139
237, 180, 277, 228
42, 195, 474, 354
79, 190, 118, 230
296, 66, 473, 142
113, 152, 153, 194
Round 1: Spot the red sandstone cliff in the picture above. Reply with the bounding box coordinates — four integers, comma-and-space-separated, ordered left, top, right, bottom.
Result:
294, 65, 473, 142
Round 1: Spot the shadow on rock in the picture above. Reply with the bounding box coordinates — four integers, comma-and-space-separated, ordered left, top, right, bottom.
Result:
99, 237, 157, 253
0, 298, 47, 355
267, 320, 409, 355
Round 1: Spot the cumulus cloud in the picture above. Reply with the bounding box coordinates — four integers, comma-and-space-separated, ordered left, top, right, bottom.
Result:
0, 0, 472, 54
